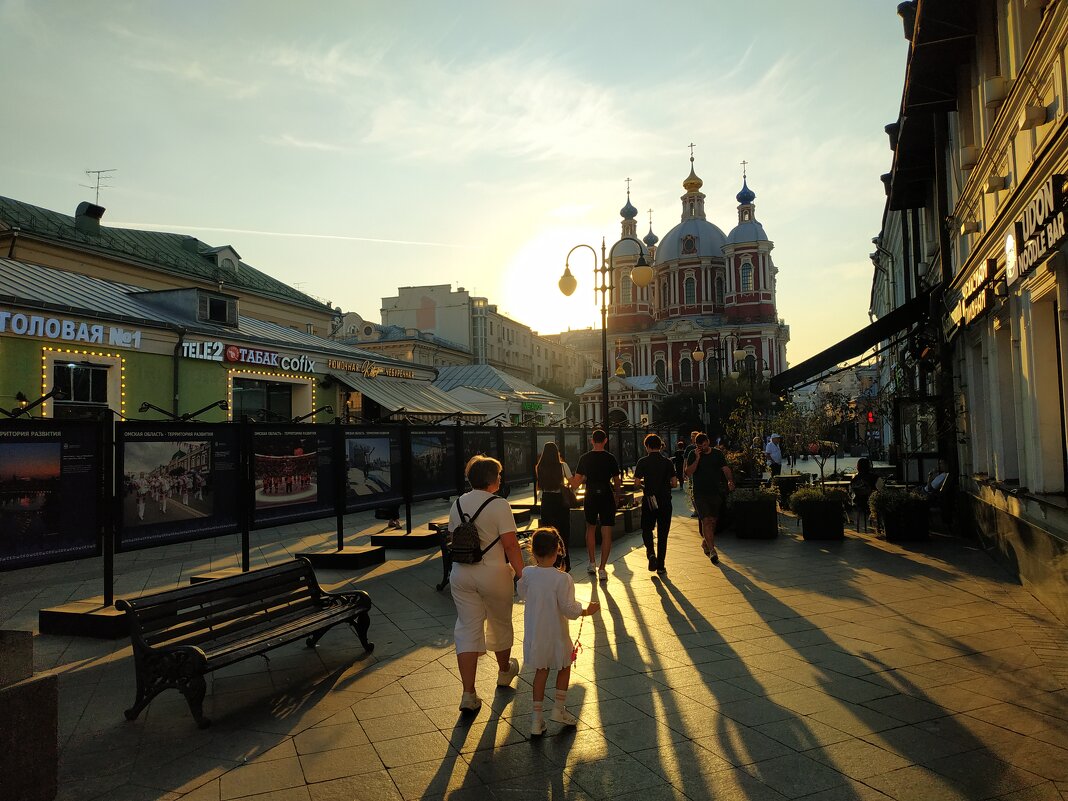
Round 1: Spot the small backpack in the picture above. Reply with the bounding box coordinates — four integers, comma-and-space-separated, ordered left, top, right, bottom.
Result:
446, 496, 502, 564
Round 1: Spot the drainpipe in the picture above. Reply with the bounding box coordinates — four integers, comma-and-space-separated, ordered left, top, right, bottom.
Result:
172, 328, 186, 418
6, 228, 18, 259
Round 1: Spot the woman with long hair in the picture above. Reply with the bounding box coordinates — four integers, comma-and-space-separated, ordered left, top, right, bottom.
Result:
536, 441, 573, 571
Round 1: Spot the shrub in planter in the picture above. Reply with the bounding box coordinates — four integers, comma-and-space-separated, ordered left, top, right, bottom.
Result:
790, 487, 848, 540
870, 487, 929, 541
728, 486, 779, 539
771, 474, 808, 510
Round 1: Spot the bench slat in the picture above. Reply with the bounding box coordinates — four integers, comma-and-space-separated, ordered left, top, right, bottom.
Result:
150, 597, 326, 651
131, 571, 317, 627
139, 585, 315, 643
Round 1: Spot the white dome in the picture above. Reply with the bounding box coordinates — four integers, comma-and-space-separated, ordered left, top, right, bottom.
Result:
654, 218, 728, 263
726, 218, 768, 245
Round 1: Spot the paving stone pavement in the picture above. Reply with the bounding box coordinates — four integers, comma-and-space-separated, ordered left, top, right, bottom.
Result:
2, 490, 1067, 801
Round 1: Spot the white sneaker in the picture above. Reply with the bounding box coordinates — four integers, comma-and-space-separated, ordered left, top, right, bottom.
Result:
496, 657, 519, 687
598, 568, 608, 582
550, 706, 578, 726
530, 716, 546, 736
586, 564, 596, 575
459, 692, 482, 712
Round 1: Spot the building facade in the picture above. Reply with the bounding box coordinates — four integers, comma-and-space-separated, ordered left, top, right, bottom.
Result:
554, 158, 791, 425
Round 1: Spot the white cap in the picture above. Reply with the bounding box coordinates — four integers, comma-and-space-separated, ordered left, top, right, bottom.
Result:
770, 433, 780, 439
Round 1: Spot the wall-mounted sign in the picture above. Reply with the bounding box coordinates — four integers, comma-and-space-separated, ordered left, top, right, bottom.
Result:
1006, 174, 1067, 286
521, 401, 543, 411
948, 259, 993, 331
182, 340, 224, 361
326, 358, 414, 379
0, 309, 143, 349
224, 345, 316, 373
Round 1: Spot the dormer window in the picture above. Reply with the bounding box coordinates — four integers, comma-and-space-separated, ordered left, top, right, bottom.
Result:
204, 245, 242, 276
198, 290, 238, 326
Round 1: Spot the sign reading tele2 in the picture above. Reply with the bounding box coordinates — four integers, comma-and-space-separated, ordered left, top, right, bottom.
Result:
182, 340, 316, 373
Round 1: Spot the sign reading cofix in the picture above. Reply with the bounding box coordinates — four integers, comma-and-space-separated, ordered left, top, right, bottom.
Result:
1006, 174, 1068, 286
224, 345, 316, 373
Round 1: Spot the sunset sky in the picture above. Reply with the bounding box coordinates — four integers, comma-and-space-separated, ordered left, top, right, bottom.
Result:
0, 0, 908, 364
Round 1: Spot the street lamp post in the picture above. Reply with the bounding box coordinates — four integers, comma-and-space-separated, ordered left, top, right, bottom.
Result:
559, 237, 652, 428
692, 333, 747, 433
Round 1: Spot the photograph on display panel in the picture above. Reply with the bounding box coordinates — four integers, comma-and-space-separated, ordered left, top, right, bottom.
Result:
462, 428, 498, 465
253, 427, 335, 526
502, 431, 533, 485
621, 430, 637, 467
563, 430, 584, 466
118, 425, 240, 550
344, 430, 402, 512
410, 428, 454, 499
0, 423, 100, 570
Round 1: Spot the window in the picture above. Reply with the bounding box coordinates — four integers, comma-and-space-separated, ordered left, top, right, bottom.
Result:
680, 358, 692, 383
198, 292, 237, 326
682, 235, 698, 255
661, 281, 669, 305
741, 262, 754, 292
654, 359, 666, 383
232, 378, 293, 421
684, 276, 696, 305
621, 273, 633, 304
715, 275, 725, 305
52, 362, 109, 417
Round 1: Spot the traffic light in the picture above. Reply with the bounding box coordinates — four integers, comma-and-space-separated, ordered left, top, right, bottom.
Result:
866, 411, 875, 424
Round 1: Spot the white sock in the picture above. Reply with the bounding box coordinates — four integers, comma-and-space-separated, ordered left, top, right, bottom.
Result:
554, 689, 567, 707
533, 701, 544, 721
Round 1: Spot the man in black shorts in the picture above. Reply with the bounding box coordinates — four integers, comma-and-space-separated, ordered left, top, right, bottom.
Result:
684, 433, 735, 565
571, 429, 621, 582
634, 434, 678, 575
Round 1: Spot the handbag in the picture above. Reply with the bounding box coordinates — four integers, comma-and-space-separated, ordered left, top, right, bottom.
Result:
561, 484, 579, 508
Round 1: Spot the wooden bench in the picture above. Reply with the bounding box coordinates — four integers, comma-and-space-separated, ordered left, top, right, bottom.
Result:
116, 558, 373, 728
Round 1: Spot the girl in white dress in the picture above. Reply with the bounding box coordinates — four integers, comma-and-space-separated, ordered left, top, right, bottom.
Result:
517, 528, 599, 735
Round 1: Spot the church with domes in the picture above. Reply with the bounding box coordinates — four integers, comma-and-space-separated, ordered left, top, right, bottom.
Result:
555, 155, 790, 426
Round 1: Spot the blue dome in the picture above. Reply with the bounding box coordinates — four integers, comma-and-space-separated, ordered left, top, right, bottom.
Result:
654, 218, 728, 263
736, 178, 756, 204
643, 225, 659, 246
726, 218, 769, 245
620, 196, 638, 219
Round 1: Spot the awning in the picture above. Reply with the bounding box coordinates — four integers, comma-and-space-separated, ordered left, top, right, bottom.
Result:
328, 371, 485, 422
770, 291, 932, 395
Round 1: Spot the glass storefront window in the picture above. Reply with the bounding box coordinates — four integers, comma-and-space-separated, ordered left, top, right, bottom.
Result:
233, 378, 294, 422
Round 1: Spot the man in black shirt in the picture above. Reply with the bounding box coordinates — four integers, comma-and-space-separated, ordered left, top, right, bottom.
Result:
634, 434, 678, 575
571, 429, 621, 582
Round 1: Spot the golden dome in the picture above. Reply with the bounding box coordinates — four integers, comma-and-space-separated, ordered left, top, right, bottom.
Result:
683, 157, 703, 192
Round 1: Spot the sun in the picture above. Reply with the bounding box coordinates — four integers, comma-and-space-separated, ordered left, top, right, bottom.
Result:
498, 225, 609, 337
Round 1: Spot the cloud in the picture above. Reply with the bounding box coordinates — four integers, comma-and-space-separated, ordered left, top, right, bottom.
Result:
126, 56, 260, 99
263, 133, 346, 152
265, 41, 384, 88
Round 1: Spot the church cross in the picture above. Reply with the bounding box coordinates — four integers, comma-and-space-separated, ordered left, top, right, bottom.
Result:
625, 177, 631, 195
688, 142, 696, 159
741, 159, 748, 179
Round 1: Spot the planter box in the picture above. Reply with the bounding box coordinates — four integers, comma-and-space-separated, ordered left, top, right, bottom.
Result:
883, 509, 929, 542
732, 500, 778, 539
799, 500, 845, 540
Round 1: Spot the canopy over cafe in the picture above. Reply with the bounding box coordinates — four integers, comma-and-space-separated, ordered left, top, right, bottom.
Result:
0, 260, 483, 424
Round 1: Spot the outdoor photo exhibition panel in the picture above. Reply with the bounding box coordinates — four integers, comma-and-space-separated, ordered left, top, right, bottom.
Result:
502, 430, 534, 487
251, 425, 336, 527
117, 423, 241, 551
461, 427, 500, 464
562, 429, 585, 467
343, 428, 403, 513
0, 420, 101, 570
536, 431, 561, 464
409, 427, 455, 502
619, 427, 638, 469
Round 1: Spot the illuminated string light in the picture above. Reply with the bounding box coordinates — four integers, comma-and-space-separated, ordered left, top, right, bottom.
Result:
41, 346, 126, 417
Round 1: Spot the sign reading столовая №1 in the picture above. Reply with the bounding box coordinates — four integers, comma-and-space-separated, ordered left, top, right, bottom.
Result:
1006, 174, 1068, 286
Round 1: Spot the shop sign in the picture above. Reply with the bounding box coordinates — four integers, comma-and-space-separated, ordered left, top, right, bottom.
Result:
0, 309, 142, 348
181, 340, 224, 361
521, 401, 543, 411
1006, 174, 1068, 286
224, 345, 316, 373
326, 358, 414, 380
948, 259, 993, 331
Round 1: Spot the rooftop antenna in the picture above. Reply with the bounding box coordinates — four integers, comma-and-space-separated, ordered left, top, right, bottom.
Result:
81, 169, 116, 204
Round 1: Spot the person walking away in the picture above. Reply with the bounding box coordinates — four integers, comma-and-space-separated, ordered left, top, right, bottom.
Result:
518, 528, 600, 736
764, 433, 783, 478
685, 433, 735, 565
633, 434, 678, 575
570, 429, 621, 582
449, 456, 526, 713
672, 439, 687, 487
536, 441, 573, 572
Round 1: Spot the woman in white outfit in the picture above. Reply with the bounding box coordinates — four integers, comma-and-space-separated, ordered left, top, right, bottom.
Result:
449, 456, 526, 713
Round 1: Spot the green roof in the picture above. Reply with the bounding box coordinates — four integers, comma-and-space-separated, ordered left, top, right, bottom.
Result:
0, 195, 332, 312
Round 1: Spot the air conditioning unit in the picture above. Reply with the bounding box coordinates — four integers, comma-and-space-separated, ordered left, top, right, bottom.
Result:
959, 146, 978, 170
984, 76, 1009, 108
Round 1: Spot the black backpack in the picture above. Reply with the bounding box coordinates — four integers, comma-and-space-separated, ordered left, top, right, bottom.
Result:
447, 496, 502, 564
